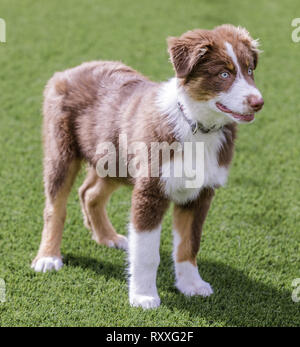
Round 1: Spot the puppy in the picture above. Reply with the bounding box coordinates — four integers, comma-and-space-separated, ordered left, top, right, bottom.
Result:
32, 24, 264, 309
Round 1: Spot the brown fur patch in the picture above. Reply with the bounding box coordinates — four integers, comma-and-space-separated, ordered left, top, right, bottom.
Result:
167, 31, 213, 79
218, 124, 237, 167
173, 188, 215, 264
227, 63, 234, 71
131, 177, 170, 231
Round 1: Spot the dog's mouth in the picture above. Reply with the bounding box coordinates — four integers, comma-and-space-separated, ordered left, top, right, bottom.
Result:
216, 102, 254, 122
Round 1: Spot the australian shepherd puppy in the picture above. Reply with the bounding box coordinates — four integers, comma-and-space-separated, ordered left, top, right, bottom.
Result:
32, 24, 264, 309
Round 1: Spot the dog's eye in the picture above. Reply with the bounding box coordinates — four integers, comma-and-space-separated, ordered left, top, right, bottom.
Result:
220, 72, 230, 79
248, 67, 253, 75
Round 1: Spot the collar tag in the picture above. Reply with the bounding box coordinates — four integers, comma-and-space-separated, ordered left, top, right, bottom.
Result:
191, 122, 198, 135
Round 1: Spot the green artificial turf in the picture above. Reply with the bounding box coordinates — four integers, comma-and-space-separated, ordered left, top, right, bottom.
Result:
0, 0, 299, 327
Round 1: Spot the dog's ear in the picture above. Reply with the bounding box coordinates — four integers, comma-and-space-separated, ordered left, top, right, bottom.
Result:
167, 30, 212, 78
249, 38, 262, 69
223, 25, 262, 69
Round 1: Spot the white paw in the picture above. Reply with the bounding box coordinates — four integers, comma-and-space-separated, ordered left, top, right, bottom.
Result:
107, 235, 128, 251
31, 256, 63, 273
176, 279, 213, 297
130, 294, 161, 309
93, 234, 128, 251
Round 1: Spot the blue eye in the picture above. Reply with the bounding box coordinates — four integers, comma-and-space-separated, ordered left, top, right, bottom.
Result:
220, 72, 230, 79
248, 67, 253, 75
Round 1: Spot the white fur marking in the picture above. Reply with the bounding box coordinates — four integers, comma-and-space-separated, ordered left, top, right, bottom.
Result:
32, 256, 63, 273
173, 230, 213, 297
128, 224, 161, 309
94, 234, 128, 250
225, 42, 242, 76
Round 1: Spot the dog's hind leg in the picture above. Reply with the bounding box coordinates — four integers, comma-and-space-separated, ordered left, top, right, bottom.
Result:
79, 169, 128, 250
78, 167, 97, 230
32, 159, 81, 272
32, 73, 81, 272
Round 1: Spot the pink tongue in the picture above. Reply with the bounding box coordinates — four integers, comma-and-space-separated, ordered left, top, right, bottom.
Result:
216, 103, 231, 113
216, 103, 254, 121
232, 113, 254, 121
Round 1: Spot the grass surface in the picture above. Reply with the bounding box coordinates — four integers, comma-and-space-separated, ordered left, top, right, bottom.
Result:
0, 0, 300, 327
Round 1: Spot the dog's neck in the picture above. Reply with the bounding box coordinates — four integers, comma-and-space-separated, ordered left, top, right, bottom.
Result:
156, 78, 232, 140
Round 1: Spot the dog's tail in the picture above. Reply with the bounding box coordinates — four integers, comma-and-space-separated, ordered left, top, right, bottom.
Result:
42, 71, 81, 199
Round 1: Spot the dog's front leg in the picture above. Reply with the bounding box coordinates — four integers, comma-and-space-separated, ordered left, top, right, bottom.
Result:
172, 188, 215, 297
128, 179, 169, 309
128, 224, 161, 309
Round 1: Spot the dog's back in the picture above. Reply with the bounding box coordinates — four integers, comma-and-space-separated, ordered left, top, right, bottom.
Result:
42, 61, 153, 194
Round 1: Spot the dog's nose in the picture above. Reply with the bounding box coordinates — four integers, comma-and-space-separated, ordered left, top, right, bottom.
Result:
247, 95, 264, 112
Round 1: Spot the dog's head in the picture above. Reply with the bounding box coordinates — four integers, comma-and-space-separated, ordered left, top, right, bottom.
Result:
168, 24, 264, 123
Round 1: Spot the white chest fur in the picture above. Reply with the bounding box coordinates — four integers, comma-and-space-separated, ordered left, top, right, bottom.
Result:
156, 78, 231, 205
160, 130, 228, 204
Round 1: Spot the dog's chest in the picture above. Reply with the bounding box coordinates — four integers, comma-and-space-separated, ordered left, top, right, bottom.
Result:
161, 131, 229, 204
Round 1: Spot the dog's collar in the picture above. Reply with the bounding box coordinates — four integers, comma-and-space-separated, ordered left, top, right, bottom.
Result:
177, 102, 223, 135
